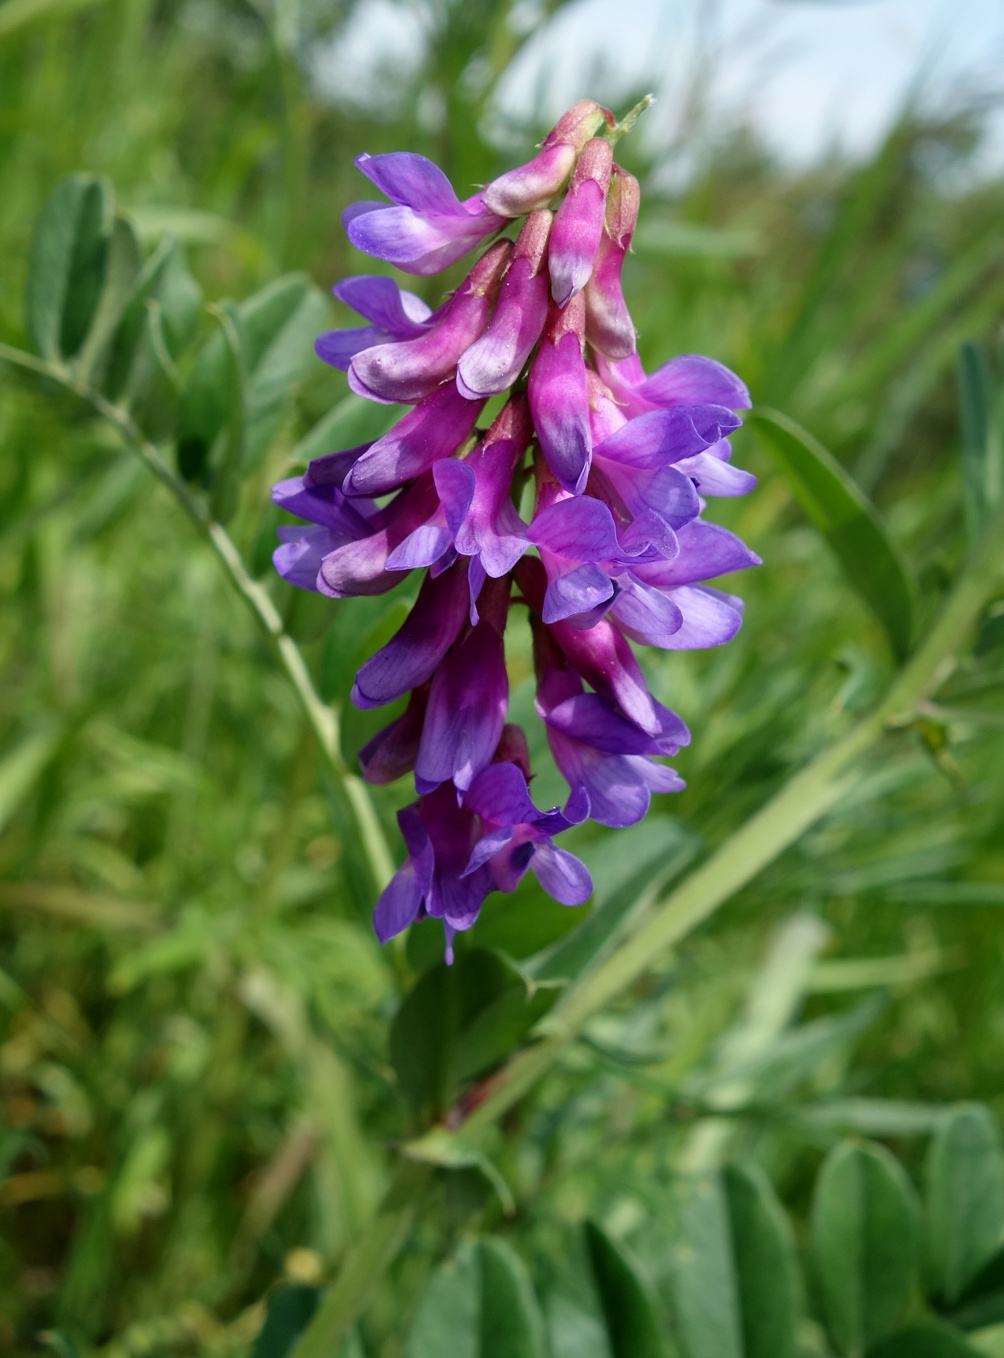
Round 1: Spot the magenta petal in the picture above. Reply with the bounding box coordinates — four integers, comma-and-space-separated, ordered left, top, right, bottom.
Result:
456, 257, 549, 398
432, 457, 477, 536
593, 408, 724, 469
638, 354, 751, 411
529, 330, 591, 495
414, 622, 508, 792
352, 565, 470, 709
344, 385, 485, 497
529, 495, 621, 562
543, 563, 614, 624
529, 843, 592, 905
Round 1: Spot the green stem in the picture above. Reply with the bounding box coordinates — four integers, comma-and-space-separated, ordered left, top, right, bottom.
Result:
0, 341, 396, 894
291, 502, 1004, 1355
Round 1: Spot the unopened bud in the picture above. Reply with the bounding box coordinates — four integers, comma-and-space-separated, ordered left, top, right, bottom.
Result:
548, 138, 614, 308
483, 99, 614, 217
584, 164, 640, 359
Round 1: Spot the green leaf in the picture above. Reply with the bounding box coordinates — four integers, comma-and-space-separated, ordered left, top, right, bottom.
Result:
865, 1322, 982, 1358
811, 1141, 920, 1356
946, 1243, 1004, 1330
749, 408, 916, 661
584, 1219, 665, 1358
252, 1286, 321, 1358
478, 1238, 546, 1358
102, 234, 191, 401
75, 214, 143, 384
957, 342, 1003, 544
666, 1173, 743, 1358
406, 1243, 479, 1358
0, 727, 61, 834
403, 1130, 515, 1216
178, 272, 327, 482
723, 1163, 800, 1358
390, 949, 547, 1121
26, 174, 113, 360
121, 300, 185, 441
926, 1104, 1004, 1304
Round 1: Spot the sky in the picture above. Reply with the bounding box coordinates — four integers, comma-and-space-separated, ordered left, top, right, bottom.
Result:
314, 0, 1004, 171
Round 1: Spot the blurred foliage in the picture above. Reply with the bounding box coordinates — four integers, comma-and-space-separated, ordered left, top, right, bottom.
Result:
2, 1, 1004, 1356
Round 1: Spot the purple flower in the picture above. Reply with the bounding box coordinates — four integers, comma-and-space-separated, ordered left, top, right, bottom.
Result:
534, 627, 687, 827
348, 240, 511, 404
345, 152, 507, 275
456, 211, 552, 399
528, 294, 591, 495
374, 742, 592, 961
483, 99, 614, 217
270, 98, 763, 961
315, 275, 435, 372
584, 164, 639, 360
548, 138, 613, 308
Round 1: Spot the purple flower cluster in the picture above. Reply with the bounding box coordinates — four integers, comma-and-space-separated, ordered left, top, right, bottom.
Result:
273, 100, 760, 960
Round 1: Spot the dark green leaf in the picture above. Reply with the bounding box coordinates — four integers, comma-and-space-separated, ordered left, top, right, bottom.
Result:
26, 174, 113, 360
946, 1245, 1004, 1330
103, 234, 194, 401
75, 215, 143, 383
866, 1323, 982, 1358
957, 342, 1003, 543
121, 300, 184, 441
478, 1238, 546, 1358
723, 1163, 800, 1358
811, 1141, 920, 1356
665, 1173, 742, 1358
926, 1104, 1004, 1304
584, 1219, 665, 1358
251, 1285, 320, 1358
749, 408, 916, 661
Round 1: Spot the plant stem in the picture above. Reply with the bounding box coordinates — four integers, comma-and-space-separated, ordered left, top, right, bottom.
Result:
0, 341, 396, 894
290, 500, 1004, 1356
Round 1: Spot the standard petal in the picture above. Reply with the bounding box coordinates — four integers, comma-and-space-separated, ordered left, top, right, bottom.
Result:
529, 495, 621, 563
373, 862, 424, 942
675, 451, 757, 496
633, 520, 761, 587
315, 325, 386, 371
414, 621, 509, 793
464, 760, 539, 827
344, 385, 486, 497
354, 151, 464, 213
610, 574, 685, 648
352, 564, 470, 708
543, 692, 658, 755
660, 584, 745, 649
333, 275, 433, 331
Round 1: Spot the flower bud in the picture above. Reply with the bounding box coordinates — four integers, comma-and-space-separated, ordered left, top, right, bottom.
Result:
528, 293, 591, 495
349, 240, 511, 404
456, 210, 552, 399
584, 164, 640, 359
548, 138, 613, 308
483, 99, 614, 217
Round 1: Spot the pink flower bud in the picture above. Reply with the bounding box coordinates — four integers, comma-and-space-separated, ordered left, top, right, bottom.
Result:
584, 164, 640, 359
483, 99, 614, 217
528, 293, 591, 495
349, 240, 511, 404
548, 138, 614, 308
456, 210, 552, 399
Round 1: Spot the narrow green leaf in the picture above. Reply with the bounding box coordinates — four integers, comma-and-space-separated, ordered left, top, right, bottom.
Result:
811, 1141, 920, 1356
103, 234, 181, 400
75, 214, 142, 384
749, 408, 916, 660
865, 1322, 982, 1358
926, 1104, 1004, 1304
666, 1173, 743, 1358
723, 1163, 800, 1358
207, 302, 246, 524
252, 1286, 321, 1358
0, 728, 60, 834
26, 175, 113, 360
584, 1219, 665, 1358
478, 1238, 546, 1358
121, 300, 184, 441
957, 342, 1003, 543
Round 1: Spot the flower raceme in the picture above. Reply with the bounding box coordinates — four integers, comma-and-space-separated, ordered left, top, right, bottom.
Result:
273, 99, 760, 959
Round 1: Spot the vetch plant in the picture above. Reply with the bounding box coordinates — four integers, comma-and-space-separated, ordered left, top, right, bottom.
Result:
272, 98, 761, 959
